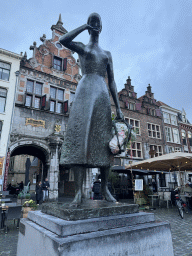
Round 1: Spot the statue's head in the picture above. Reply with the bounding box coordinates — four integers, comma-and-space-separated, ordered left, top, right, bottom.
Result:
87, 13, 102, 34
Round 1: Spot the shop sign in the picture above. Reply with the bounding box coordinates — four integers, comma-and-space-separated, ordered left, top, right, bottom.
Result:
0, 157, 5, 176
26, 118, 45, 128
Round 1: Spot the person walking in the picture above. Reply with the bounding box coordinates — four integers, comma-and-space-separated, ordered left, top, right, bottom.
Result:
36, 181, 43, 205
42, 178, 50, 202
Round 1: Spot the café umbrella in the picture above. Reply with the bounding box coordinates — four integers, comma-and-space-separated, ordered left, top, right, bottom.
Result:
125, 152, 192, 186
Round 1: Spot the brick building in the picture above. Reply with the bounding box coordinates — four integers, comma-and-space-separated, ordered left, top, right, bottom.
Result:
8, 15, 80, 199
111, 76, 164, 166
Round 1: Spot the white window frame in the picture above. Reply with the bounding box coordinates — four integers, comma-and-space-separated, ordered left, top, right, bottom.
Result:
125, 117, 140, 135
170, 114, 177, 126
147, 122, 161, 139
126, 141, 142, 159
70, 91, 75, 104
50, 86, 65, 114
175, 147, 181, 152
150, 145, 163, 157
165, 126, 173, 142
127, 102, 135, 110
163, 112, 170, 124
0, 61, 11, 81
0, 87, 7, 113
172, 128, 180, 144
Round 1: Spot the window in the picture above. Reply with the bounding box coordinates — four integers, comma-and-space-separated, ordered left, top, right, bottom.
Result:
150, 145, 163, 157
125, 117, 140, 135
188, 131, 192, 146
0, 88, 7, 112
129, 92, 132, 97
175, 147, 181, 152
170, 115, 177, 126
165, 127, 172, 142
148, 123, 161, 139
70, 92, 75, 104
0, 61, 11, 81
53, 57, 67, 71
126, 142, 142, 158
53, 57, 62, 71
172, 128, 180, 144
181, 129, 187, 145
0, 121, 2, 139
182, 115, 186, 123
128, 102, 135, 110
168, 146, 174, 153
25, 80, 43, 109
163, 112, 170, 124
151, 109, 156, 116
50, 86, 64, 114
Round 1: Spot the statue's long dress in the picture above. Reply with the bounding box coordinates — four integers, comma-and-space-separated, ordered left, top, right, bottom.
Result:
60, 50, 113, 168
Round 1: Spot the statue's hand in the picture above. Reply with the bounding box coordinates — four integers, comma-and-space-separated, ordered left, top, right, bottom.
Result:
86, 24, 100, 33
115, 109, 124, 121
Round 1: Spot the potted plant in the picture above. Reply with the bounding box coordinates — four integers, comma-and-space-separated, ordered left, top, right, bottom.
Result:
22, 200, 37, 218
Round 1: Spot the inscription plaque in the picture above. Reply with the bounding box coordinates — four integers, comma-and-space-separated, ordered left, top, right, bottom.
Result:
26, 118, 45, 128
19, 222, 25, 236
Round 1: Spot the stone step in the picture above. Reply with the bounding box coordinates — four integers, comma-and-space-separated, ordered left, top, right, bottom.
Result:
28, 210, 155, 237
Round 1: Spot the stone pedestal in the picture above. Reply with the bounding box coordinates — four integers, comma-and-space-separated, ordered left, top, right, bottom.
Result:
17, 201, 174, 256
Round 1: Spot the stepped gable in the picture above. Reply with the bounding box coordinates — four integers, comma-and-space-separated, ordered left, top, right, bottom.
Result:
20, 14, 79, 84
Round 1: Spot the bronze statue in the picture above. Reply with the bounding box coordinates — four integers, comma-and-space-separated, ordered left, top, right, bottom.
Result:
60, 13, 123, 205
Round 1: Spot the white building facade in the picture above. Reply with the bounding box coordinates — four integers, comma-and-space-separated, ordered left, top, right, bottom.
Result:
0, 48, 22, 190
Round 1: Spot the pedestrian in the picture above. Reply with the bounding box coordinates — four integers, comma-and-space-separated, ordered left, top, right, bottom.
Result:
42, 178, 50, 202
36, 181, 43, 205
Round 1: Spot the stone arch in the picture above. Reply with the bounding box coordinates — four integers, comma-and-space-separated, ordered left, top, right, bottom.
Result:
8, 139, 51, 189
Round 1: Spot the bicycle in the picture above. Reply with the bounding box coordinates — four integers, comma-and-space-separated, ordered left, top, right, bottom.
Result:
175, 193, 188, 219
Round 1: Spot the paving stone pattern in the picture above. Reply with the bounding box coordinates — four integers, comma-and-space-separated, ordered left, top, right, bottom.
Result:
0, 199, 192, 256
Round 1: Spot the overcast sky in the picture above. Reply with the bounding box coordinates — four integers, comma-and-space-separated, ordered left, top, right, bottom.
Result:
1, 0, 192, 122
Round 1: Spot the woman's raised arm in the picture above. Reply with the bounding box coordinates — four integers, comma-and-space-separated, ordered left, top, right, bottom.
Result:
59, 24, 89, 54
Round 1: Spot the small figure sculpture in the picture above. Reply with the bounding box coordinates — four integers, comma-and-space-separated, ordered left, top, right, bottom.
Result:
60, 13, 123, 205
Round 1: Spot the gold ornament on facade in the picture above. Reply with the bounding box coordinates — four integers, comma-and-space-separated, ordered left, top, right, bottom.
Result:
54, 124, 61, 132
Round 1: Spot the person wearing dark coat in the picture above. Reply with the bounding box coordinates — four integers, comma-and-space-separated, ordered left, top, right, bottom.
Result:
36, 181, 43, 204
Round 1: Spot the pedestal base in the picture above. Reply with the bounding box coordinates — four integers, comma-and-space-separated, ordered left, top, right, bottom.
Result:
17, 209, 174, 256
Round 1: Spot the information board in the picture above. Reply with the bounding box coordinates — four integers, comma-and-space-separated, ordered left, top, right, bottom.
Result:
135, 179, 143, 191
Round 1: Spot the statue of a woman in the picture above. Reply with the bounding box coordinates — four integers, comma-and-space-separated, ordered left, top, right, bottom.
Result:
60, 13, 123, 205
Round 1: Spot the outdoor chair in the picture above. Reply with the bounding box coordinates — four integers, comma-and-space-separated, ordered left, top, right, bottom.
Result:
159, 192, 172, 208
4, 205, 22, 233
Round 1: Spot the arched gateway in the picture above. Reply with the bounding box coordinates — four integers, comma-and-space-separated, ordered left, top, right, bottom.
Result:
8, 137, 62, 200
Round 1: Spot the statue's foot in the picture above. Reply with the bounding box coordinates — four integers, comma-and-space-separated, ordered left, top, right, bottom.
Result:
69, 190, 82, 207
103, 187, 117, 202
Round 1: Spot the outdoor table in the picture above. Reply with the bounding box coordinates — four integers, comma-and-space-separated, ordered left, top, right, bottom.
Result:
148, 194, 160, 208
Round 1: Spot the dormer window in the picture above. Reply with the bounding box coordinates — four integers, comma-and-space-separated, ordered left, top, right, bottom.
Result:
54, 56, 62, 71
53, 56, 67, 72
182, 115, 186, 123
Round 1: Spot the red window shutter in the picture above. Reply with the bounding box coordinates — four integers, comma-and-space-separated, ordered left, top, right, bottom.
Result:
63, 58, 67, 71
64, 100, 68, 113
135, 103, 141, 111
41, 95, 46, 109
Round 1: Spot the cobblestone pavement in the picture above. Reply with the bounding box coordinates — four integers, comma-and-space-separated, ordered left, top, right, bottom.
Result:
0, 198, 191, 256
